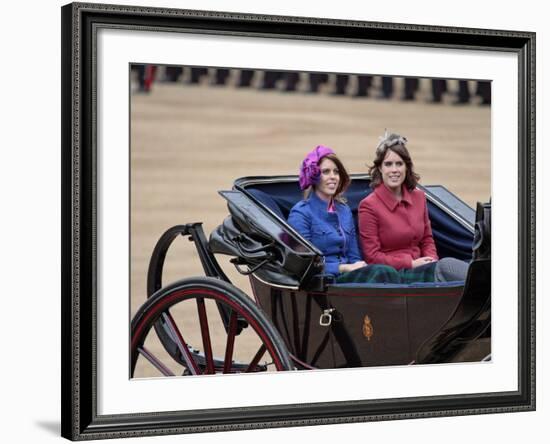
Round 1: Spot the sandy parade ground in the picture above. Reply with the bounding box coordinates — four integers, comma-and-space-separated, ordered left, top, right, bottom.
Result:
130, 72, 490, 378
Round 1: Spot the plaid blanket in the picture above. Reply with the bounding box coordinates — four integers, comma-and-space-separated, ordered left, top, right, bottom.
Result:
335, 262, 437, 284
398, 262, 437, 283
336, 264, 401, 284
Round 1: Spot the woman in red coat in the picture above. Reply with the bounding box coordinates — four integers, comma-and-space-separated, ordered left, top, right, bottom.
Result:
358, 132, 468, 282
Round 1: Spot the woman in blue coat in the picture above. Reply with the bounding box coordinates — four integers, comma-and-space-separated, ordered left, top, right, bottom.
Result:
288, 145, 401, 284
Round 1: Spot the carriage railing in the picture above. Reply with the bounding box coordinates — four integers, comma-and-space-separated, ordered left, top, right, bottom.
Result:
146, 222, 248, 335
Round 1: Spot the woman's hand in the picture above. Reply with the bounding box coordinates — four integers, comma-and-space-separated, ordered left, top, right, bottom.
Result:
339, 261, 367, 273
412, 257, 436, 268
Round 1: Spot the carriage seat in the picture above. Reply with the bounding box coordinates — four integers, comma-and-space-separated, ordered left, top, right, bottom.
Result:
244, 179, 473, 262
246, 181, 371, 226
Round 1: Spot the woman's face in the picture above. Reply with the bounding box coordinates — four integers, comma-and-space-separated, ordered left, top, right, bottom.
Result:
379, 149, 406, 193
315, 157, 340, 200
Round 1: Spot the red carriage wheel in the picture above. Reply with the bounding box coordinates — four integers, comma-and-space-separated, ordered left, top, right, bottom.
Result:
131, 277, 293, 377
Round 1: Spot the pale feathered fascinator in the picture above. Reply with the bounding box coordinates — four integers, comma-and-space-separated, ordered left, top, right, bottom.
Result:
375, 130, 408, 155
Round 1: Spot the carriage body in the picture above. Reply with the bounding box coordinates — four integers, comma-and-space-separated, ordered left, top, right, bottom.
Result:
131, 175, 490, 376
250, 276, 465, 368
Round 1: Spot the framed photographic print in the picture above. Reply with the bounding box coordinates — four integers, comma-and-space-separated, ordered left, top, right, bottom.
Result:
61, 2, 535, 440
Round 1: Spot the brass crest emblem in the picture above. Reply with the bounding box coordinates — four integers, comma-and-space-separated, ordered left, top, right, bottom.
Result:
362, 315, 374, 341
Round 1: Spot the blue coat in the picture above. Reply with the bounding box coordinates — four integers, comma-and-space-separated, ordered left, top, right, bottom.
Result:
287, 192, 362, 276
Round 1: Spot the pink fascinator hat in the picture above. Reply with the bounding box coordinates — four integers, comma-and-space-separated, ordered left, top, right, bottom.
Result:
298, 145, 335, 190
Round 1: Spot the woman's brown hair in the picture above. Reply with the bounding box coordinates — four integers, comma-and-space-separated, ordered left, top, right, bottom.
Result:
304, 153, 351, 203
368, 132, 420, 190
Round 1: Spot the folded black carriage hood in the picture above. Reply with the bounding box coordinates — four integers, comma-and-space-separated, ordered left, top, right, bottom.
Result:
209, 190, 323, 288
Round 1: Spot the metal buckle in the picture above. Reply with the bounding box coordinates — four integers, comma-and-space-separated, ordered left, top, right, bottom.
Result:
319, 308, 335, 327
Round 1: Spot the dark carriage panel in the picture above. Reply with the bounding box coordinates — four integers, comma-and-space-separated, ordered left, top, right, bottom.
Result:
250, 275, 336, 369
416, 258, 491, 364
251, 273, 464, 369
406, 291, 464, 358
326, 284, 463, 367
327, 292, 410, 367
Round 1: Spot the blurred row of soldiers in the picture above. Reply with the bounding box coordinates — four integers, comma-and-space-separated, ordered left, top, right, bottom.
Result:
133, 65, 491, 105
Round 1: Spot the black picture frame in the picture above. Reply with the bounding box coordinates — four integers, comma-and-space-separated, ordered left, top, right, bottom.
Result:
61, 2, 536, 440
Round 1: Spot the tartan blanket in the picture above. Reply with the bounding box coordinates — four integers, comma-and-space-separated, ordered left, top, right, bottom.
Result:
335, 262, 437, 284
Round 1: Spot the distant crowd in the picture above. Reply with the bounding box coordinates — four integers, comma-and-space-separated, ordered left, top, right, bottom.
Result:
132, 64, 491, 106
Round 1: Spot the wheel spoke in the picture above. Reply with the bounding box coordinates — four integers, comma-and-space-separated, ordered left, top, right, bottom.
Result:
223, 310, 238, 373
245, 344, 267, 372
162, 312, 201, 375
160, 309, 177, 343
196, 297, 215, 374
138, 346, 175, 377
132, 280, 294, 378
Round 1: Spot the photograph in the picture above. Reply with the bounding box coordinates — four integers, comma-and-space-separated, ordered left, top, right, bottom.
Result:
129, 65, 492, 379
58, 1, 536, 440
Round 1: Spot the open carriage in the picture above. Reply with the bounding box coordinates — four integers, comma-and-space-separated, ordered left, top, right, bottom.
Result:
130, 175, 491, 377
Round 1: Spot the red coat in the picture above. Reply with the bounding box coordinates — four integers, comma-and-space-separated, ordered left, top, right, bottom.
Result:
358, 184, 438, 270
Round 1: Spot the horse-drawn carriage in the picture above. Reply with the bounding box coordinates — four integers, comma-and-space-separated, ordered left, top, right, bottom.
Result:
131, 175, 491, 377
